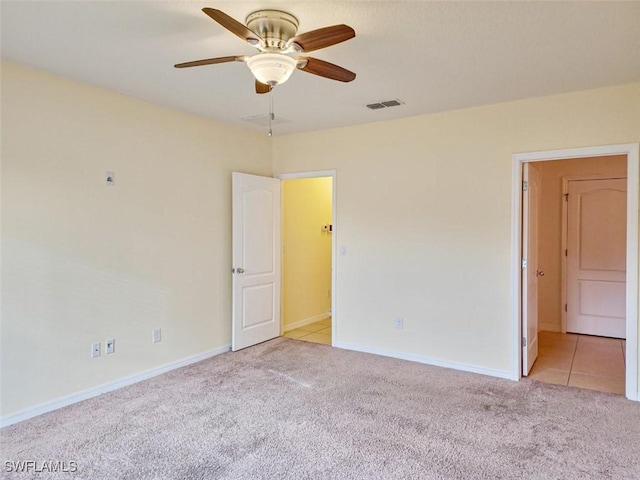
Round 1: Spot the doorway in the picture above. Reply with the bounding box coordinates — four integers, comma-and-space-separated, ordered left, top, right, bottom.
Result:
276, 170, 337, 346
511, 144, 639, 401
231, 170, 336, 351
525, 158, 628, 394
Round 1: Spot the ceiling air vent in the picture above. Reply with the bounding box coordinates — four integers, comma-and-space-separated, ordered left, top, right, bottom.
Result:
366, 99, 404, 110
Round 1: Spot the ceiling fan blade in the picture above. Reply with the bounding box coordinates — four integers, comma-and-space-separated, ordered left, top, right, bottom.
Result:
174, 56, 246, 68
298, 57, 356, 83
202, 8, 262, 44
255, 80, 272, 94
290, 25, 355, 53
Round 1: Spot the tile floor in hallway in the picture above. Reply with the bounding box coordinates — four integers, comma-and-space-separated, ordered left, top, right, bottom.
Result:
528, 331, 626, 395
283, 318, 332, 345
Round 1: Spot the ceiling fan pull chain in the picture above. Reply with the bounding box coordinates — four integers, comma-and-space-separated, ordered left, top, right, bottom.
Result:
268, 90, 274, 137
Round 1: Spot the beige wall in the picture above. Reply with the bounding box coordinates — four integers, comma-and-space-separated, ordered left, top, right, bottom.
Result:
282, 177, 332, 329
0, 62, 272, 417
536, 156, 627, 332
2, 60, 639, 418
273, 83, 640, 377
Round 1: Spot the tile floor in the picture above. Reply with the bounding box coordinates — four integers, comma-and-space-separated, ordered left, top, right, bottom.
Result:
283, 318, 332, 345
528, 331, 626, 395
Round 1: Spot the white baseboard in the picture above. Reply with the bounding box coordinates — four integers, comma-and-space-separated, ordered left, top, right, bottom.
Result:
283, 312, 331, 332
0, 344, 231, 428
539, 323, 561, 332
334, 341, 513, 381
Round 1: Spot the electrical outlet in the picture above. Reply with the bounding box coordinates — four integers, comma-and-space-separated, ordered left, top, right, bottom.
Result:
394, 317, 404, 329
105, 338, 115, 354
91, 342, 101, 358
152, 328, 161, 344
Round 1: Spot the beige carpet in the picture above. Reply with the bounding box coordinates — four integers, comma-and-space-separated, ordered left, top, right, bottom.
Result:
2, 338, 639, 479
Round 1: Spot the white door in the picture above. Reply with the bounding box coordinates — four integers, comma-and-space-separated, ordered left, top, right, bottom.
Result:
566, 178, 626, 338
232, 172, 281, 351
522, 163, 541, 375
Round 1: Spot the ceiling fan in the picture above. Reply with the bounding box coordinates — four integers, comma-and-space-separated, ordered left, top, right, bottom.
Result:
175, 8, 356, 94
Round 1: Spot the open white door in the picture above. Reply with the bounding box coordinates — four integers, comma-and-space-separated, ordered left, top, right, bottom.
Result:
232, 172, 281, 351
522, 163, 541, 375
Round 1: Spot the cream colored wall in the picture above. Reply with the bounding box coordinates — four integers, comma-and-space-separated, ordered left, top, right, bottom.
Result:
0, 62, 272, 417
282, 177, 332, 329
2, 61, 640, 417
536, 156, 627, 332
273, 83, 640, 377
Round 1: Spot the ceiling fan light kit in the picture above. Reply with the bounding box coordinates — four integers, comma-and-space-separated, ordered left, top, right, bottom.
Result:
246, 53, 297, 86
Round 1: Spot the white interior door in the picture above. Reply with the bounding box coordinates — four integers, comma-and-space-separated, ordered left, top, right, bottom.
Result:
232, 172, 281, 351
522, 163, 541, 375
566, 178, 626, 338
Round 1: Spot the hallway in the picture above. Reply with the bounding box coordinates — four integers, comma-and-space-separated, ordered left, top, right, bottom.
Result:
528, 331, 626, 395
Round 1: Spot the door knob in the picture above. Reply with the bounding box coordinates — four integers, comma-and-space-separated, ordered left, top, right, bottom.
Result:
536, 270, 545, 277
236, 267, 245, 274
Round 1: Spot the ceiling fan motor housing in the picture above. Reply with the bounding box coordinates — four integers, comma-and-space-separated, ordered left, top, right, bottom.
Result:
246, 10, 299, 50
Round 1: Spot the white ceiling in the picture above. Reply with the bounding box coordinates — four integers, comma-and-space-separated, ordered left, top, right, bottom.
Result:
2, 1, 639, 136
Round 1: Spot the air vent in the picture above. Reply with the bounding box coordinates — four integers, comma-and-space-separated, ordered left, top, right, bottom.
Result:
366, 99, 404, 110
241, 114, 291, 126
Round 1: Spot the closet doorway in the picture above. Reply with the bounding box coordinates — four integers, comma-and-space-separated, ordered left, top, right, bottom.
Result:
276, 171, 336, 346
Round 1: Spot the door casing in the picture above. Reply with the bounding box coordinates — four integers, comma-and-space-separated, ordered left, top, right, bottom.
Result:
275, 170, 337, 345
511, 144, 639, 401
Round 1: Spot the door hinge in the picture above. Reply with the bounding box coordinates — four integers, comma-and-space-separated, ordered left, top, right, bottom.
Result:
564, 193, 569, 201
521, 259, 527, 269
565, 249, 568, 257
565, 304, 568, 312
522, 336, 527, 347
522, 181, 528, 191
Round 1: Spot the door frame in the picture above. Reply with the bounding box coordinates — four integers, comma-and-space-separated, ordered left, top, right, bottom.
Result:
274, 169, 337, 345
560, 174, 628, 334
511, 144, 639, 401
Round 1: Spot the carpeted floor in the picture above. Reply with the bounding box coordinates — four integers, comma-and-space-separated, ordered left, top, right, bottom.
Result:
2, 337, 639, 479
